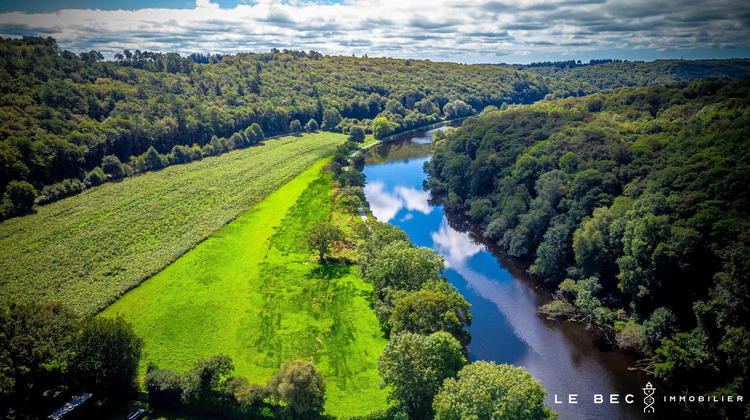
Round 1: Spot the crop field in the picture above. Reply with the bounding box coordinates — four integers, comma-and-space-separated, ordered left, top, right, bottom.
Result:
0, 132, 346, 315
102, 161, 389, 417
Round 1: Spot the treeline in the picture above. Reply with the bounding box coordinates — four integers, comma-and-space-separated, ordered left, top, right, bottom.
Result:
425, 78, 750, 417
0, 36, 586, 221
500, 58, 624, 69
523, 58, 750, 90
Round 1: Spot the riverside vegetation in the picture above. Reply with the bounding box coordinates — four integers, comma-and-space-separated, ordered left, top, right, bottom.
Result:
426, 77, 750, 418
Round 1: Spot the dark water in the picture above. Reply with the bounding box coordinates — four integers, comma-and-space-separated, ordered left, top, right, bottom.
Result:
360, 125, 661, 420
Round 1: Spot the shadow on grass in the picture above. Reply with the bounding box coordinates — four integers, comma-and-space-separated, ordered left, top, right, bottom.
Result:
308, 264, 350, 280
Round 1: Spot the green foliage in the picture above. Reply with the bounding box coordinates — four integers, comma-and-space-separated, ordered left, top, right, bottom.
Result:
426, 78, 750, 399
71, 316, 143, 398
101, 155, 124, 179
143, 368, 184, 407
519, 59, 750, 90
348, 126, 366, 143
359, 238, 445, 324
337, 168, 367, 188
83, 166, 106, 188
433, 361, 557, 420
306, 119, 319, 132
372, 116, 390, 139
390, 281, 472, 350
267, 359, 326, 418
642, 307, 679, 353
323, 108, 344, 131
0, 133, 345, 315
306, 220, 345, 262
182, 354, 234, 404
290, 119, 303, 134
0, 301, 78, 412
1, 180, 36, 216
378, 331, 466, 419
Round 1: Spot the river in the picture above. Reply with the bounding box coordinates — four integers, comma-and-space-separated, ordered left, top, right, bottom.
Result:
358, 124, 660, 420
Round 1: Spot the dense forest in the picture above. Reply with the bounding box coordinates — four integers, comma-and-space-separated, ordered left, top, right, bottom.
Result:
426, 78, 750, 417
0, 36, 592, 220
513, 58, 750, 90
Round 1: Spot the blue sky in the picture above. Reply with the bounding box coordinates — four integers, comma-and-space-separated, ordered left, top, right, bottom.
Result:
1, 0, 748, 64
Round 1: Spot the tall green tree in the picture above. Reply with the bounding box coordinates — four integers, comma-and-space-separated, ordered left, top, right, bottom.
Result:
433, 361, 556, 420
378, 331, 466, 419
305, 221, 344, 262
71, 316, 143, 398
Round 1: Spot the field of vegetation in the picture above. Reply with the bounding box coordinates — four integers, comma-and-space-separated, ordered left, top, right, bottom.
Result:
102, 159, 389, 417
0, 132, 346, 315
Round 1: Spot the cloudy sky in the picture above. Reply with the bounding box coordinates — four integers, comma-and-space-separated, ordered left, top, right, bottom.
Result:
0, 0, 749, 64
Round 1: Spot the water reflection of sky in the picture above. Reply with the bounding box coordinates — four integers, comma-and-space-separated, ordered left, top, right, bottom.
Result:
363, 154, 649, 420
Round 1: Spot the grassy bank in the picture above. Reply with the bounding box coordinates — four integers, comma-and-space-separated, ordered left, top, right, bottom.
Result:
0, 133, 346, 315
103, 160, 389, 417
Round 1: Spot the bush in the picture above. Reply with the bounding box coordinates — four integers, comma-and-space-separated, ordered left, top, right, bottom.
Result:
171, 145, 193, 164
615, 321, 644, 353
144, 369, 184, 407
38, 178, 84, 204
290, 119, 303, 134
348, 126, 365, 143
102, 155, 124, 179
433, 361, 556, 420
642, 307, 679, 352
83, 167, 107, 188
2, 180, 36, 216
267, 360, 326, 418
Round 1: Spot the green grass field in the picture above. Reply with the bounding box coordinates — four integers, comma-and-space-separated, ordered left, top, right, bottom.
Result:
103, 161, 389, 417
0, 133, 346, 315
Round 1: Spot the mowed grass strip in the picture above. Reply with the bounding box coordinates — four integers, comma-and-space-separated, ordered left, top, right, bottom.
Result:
0, 133, 346, 315
103, 163, 389, 417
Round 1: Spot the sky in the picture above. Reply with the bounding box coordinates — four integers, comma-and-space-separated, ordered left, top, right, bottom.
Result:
0, 0, 748, 64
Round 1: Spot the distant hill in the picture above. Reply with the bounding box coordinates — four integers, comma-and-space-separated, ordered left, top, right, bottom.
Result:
502, 59, 750, 90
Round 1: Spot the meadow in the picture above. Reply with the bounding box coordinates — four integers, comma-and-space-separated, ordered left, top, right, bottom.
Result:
0, 133, 346, 315
102, 160, 389, 417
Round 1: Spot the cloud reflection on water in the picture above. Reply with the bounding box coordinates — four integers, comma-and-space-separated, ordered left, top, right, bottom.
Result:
363, 181, 433, 222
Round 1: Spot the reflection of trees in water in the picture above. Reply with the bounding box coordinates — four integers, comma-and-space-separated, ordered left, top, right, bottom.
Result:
360, 140, 434, 166
431, 191, 539, 291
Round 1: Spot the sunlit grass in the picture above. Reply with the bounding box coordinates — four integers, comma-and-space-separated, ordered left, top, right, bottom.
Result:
103, 162, 389, 417
0, 133, 346, 315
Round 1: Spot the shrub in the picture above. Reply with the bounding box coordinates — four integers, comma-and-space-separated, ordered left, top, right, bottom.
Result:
2, 180, 36, 216
84, 167, 107, 188
267, 360, 326, 418
102, 155, 124, 179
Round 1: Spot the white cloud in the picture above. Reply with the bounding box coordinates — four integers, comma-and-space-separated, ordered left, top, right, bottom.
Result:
0, 0, 748, 61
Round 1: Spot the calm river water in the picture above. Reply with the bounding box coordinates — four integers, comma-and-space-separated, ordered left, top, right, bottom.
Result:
359, 125, 660, 420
